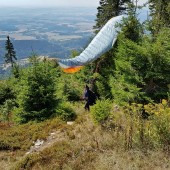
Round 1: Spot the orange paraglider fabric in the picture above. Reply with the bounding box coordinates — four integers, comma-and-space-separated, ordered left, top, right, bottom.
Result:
62, 66, 83, 73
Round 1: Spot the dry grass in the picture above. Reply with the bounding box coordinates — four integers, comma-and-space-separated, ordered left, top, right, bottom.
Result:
92, 150, 170, 170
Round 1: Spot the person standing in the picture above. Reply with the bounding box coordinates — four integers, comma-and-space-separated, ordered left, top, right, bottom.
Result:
84, 85, 96, 111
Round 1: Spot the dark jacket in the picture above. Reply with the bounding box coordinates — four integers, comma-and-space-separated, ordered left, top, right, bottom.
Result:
85, 89, 96, 105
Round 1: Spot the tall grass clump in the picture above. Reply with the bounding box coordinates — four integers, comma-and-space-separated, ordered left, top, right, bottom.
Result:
111, 100, 170, 151
145, 99, 170, 151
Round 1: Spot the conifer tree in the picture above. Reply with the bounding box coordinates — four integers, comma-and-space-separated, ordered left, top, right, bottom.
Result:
109, 26, 170, 104
14, 59, 58, 123
94, 0, 130, 31
5, 36, 17, 67
88, 0, 130, 92
149, 0, 170, 35
121, 2, 143, 42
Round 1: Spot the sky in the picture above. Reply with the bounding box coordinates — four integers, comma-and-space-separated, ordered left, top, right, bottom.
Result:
0, 0, 148, 7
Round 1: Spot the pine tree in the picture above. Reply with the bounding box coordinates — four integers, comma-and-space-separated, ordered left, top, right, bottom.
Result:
94, 0, 130, 31
88, 0, 130, 92
120, 2, 143, 43
14, 59, 58, 123
109, 27, 170, 104
149, 0, 170, 35
5, 36, 17, 67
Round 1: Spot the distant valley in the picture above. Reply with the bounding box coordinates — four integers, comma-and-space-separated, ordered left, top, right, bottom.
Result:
0, 7, 96, 64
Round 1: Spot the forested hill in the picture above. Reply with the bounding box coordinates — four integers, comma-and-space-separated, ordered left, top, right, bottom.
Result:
0, 1, 170, 169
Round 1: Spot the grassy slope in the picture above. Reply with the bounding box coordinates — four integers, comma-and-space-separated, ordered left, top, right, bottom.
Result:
0, 106, 170, 170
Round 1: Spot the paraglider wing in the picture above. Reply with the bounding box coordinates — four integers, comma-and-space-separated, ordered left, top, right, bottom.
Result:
58, 15, 125, 73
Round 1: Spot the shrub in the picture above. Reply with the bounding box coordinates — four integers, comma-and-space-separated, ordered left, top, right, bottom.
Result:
91, 99, 112, 124
122, 100, 170, 150
0, 99, 15, 122
148, 100, 170, 150
56, 74, 83, 102
55, 102, 77, 121
0, 80, 15, 105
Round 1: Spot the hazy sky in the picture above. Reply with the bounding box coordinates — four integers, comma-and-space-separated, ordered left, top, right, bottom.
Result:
0, 0, 148, 7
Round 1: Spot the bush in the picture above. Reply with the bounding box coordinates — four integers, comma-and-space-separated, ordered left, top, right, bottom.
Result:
146, 100, 170, 150
91, 99, 112, 124
56, 74, 83, 102
0, 80, 15, 105
120, 100, 170, 150
55, 102, 77, 121
0, 99, 15, 122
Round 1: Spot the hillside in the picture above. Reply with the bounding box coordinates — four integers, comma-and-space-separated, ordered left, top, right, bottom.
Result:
0, 104, 170, 170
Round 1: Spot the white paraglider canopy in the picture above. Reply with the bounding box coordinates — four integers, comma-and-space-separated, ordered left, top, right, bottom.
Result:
57, 15, 126, 73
